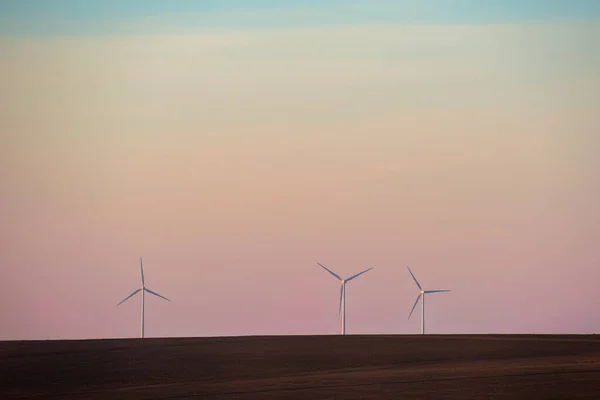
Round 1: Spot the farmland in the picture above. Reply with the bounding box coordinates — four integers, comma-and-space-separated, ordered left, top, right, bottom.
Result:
2, 335, 599, 399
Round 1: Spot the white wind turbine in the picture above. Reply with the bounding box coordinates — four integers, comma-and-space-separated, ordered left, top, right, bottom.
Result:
407, 266, 449, 335
117, 257, 170, 338
318, 263, 374, 335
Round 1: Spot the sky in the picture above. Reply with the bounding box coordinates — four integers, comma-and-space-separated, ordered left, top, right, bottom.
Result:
1, 1, 599, 340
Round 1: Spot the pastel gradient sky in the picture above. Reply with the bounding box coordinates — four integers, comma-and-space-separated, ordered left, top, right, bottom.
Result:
1, 1, 599, 340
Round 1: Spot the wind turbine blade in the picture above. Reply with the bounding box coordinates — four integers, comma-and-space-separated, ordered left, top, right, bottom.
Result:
338, 284, 344, 315
408, 293, 422, 320
117, 288, 142, 306
346, 267, 374, 282
144, 288, 171, 302
317, 263, 342, 281
425, 290, 450, 293
407, 266, 422, 290
140, 257, 145, 286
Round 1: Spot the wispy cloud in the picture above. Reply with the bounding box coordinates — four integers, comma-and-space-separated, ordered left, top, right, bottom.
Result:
1, 0, 599, 36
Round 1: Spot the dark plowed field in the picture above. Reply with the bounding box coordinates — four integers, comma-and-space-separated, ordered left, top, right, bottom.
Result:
1, 335, 599, 399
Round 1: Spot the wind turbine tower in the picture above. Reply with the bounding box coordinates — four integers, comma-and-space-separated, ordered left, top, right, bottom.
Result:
407, 266, 449, 335
318, 263, 373, 335
117, 257, 171, 338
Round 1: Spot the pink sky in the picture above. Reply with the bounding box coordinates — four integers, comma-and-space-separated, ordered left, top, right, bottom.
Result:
1, 23, 599, 339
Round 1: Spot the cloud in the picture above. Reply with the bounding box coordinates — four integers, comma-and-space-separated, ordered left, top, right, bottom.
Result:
1, 0, 599, 36
1, 22, 597, 129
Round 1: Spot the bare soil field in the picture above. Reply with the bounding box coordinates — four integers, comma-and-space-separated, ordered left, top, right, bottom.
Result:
1, 335, 599, 399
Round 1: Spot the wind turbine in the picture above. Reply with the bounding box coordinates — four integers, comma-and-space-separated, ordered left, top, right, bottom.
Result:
407, 266, 449, 335
117, 257, 170, 338
318, 263, 373, 335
